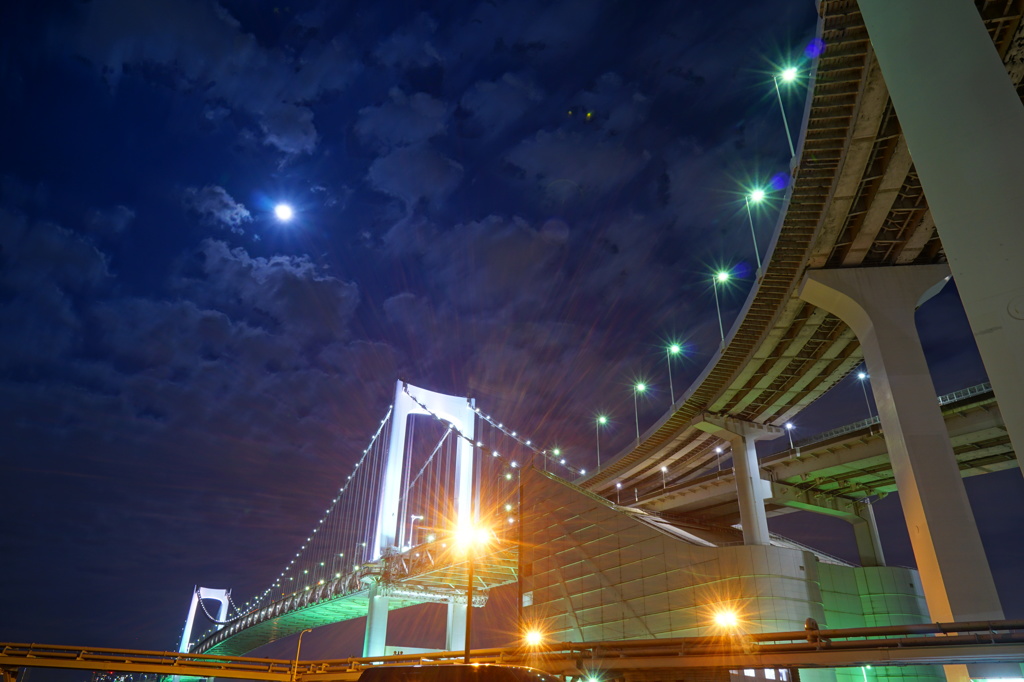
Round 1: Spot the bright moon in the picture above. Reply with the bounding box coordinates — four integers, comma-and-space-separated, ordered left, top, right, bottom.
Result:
274, 203, 294, 221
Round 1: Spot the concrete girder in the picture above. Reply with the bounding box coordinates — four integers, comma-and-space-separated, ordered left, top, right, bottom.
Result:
842, 135, 915, 265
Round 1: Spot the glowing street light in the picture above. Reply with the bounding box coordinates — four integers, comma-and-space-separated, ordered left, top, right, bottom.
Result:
454, 524, 493, 664
274, 203, 295, 222
745, 189, 766, 277
784, 422, 795, 451
713, 270, 730, 350
633, 382, 647, 441
773, 67, 798, 157
713, 609, 740, 630
857, 369, 875, 433
525, 629, 544, 647
661, 465, 668, 489
615, 482, 622, 504
666, 343, 682, 404
596, 414, 608, 471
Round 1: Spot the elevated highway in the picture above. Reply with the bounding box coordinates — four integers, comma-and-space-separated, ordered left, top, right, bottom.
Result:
582, 0, 1023, 504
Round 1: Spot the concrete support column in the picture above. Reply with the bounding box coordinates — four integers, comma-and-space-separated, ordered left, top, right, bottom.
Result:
800, 265, 1004, 631
858, 0, 1024, 476
362, 583, 389, 657
697, 416, 783, 545
852, 502, 885, 569
446, 597, 467, 652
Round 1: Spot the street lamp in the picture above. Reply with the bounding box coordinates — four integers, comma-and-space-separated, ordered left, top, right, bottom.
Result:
633, 382, 647, 440
857, 370, 875, 432
661, 466, 668, 489
407, 514, 424, 549
615, 482, 622, 504
596, 415, 608, 470
666, 343, 682, 404
784, 422, 795, 451
745, 189, 765, 277
454, 524, 492, 664
292, 628, 312, 682
773, 66, 798, 157
713, 270, 730, 349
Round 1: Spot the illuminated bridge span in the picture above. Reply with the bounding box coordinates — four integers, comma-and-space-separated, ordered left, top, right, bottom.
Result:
182, 4, 1024, 682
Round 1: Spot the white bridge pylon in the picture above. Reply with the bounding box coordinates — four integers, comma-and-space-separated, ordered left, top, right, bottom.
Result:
178, 586, 230, 653
365, 380, 478, 657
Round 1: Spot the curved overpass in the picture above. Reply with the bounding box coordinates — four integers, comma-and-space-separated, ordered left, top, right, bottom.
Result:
582, 0, 1022, 501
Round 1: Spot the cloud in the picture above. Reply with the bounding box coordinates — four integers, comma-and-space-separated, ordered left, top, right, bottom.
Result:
86, 204, 135, 237
183, 185, 252, 233
459, 73, 543, 138
70, 0, 357, 155
505, 129, 651, 205
355, 89, 448, 151
373, 13, 442, 69
175, 239, 361, 343
367, 145, 464, 210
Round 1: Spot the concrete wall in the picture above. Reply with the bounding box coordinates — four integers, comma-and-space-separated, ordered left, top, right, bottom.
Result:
521, 469, 940, 682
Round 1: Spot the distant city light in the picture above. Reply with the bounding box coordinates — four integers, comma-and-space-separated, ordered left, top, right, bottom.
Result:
274, 203, 294, 221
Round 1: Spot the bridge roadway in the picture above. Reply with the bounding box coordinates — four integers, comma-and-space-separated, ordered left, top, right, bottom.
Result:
5, 621, 1024, 682
194, 541, 518, 656
581, 0, 1024, 501
631, 383, 1016, 531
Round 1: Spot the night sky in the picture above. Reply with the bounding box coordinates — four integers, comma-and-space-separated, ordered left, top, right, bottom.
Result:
2, 0, 1021, 658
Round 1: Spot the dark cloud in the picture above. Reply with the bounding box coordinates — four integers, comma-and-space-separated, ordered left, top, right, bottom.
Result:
182, 185, 252, 233
355, 89, 449, 151
367, 144, 464, 210
86, 204, 135, 237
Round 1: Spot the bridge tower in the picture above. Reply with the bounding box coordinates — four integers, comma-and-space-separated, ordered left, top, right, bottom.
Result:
365, 380, 477, 657
177, 586, 231, 653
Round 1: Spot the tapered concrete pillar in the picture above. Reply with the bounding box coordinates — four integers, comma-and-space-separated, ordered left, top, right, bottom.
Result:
800, 265, 1004, 635
697, 416, 783, 545
851, 502, 885, 569
858, 0, 1024, 478
362, 583, 389, 657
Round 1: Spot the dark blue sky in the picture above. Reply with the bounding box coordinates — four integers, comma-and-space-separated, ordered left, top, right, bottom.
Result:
1, 0, 1020, 655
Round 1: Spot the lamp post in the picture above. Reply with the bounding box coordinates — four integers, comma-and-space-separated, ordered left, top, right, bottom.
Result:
633, 382, 646, 440
857, 370, 875, 432
713, 271, 730, 349
784, 422, 795, 452
292, 628, 312, 682
455, 525, 491, 664
745, 189, 765, 278
666, 344, 682, 404
661, 466, 668, 489
615, 482, 622, 504
715, 446, 723, 473
773, 67, 798, 157
407, 514, 423, 549
596, 415, 608, 471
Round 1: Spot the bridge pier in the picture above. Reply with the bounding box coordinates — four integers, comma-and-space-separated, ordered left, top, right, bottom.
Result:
446, 598, 467, 652
800, 265, 1010, 680
362, 583, 390, 657
858, 0, 1024, 482
696, 416, 783, 545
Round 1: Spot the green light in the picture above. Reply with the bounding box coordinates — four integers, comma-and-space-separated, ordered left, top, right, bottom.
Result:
716, 271, 730, 283
749, 188, 766, 202
553, 448, 561, 456
635, 382, 646, 393
597, 415, 608, 425
781, 66, 798, 82
668, 343, 681, 355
